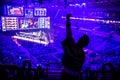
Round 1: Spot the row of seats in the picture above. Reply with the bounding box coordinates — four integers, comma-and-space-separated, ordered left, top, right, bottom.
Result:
0, 60, 44, 80
1, 60, 120, 80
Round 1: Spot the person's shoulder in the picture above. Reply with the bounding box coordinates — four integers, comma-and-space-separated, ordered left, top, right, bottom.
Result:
62, 37, 74, 42
62, 37, 75, 46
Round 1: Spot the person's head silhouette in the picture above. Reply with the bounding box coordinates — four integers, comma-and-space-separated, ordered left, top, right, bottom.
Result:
77, 34, 89, 48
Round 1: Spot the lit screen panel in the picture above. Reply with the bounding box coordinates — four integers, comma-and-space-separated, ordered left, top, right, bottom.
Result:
34, 8, 47, 16
25, 8, 33, 18
19, 18, 38, 29
1, 17, 19, 31
38, 17, 50, 29
7, 5, 24, 16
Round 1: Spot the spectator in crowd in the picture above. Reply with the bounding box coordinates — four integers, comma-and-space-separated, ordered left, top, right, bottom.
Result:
60, 14, 89, 80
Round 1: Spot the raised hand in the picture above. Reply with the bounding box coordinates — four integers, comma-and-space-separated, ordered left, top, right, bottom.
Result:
66, 14, 71, 20
66, 14, 72, 38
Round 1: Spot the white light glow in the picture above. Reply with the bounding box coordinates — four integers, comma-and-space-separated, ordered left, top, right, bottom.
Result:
12, 36, 49, 45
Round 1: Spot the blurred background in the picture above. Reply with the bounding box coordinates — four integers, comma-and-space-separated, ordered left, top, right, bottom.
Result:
0, 0, 120, 76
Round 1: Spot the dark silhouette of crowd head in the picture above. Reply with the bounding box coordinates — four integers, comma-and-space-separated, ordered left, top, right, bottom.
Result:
77, 34, 89, 48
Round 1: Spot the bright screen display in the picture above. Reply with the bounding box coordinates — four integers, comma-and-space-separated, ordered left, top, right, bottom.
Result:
19, 18, 38, 29
25, 8, 33, 18
1, 16, 50, 31
7, 5, 24, 16
38, 17, 50, 29
34, 8, 46, 16
1, 17, 19, 31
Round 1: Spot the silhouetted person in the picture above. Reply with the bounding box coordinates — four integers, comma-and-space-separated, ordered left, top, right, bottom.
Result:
0, 69, 9, 80
21, 60, 32, 80
0, 51, 4, 64
102, 63, 115, 80
60, 14, 89, 80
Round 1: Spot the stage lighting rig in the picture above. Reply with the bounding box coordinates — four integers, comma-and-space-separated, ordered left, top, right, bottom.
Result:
69, 3, 86, 8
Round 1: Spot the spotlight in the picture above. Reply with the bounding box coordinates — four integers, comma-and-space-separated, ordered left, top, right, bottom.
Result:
81, 3, 86, 8
82, 3, 86, 6
19, 56, 22, 59
69, 4, 73, 6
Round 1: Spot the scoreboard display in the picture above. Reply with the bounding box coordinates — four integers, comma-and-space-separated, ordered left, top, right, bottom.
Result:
25, 8, 33, 18
1, 5, 50, 31
19, 18, 38, 29
2, 17, 18, 31
34, 8, 47, 16
44, 17, 50, 29
38, 17, 50, 29
38, 17, 44, 28
7, 5, 24, 16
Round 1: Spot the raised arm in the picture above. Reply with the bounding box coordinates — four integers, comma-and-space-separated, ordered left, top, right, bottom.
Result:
66, 14, 72, 38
